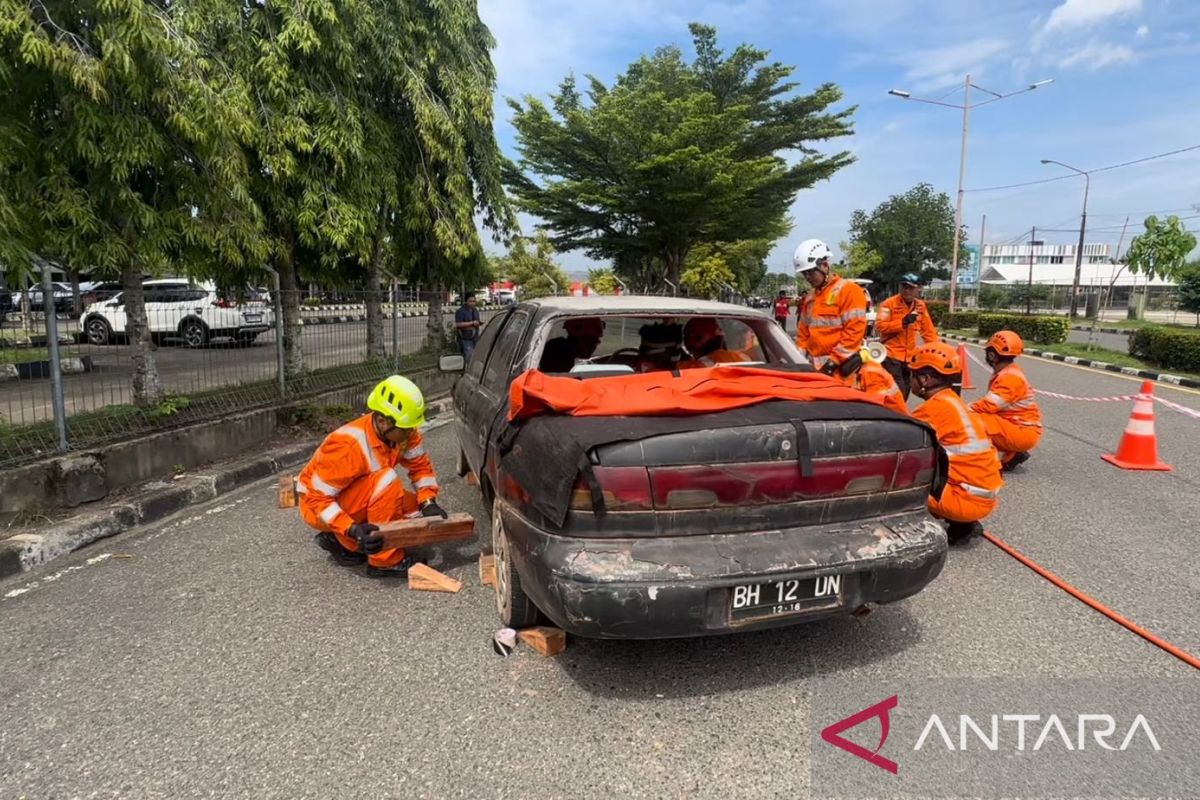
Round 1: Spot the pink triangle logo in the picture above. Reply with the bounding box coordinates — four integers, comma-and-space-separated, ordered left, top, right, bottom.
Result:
820, 695, 899, 774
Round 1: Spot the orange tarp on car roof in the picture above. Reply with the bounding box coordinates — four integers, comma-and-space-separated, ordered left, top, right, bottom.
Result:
507, 366, 885, 422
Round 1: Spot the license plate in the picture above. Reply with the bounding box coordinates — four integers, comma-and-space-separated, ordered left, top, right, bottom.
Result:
729, 575, 845, 621
244, 314, 262, 323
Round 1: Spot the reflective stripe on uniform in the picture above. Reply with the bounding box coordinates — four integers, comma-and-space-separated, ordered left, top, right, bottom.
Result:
371, 467, 399, 500
833, 345, 856, 358
983, 391, 1010, 410
334, 424, 381, 473
319, 502, 345, 525
307, 472, 341, 498
807, 317, 843, 328
841, 309, 867, 321
415, 476, 438, 490
403, 444, 426, 460
960, 483, 998, 499
946, 395, 995, 456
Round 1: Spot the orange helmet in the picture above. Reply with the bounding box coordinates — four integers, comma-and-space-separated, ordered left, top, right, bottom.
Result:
909, 341, 961, 376
986, 330, 1024, 358
684, 317, 723, 353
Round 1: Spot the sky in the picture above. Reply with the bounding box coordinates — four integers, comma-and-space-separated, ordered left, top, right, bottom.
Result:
476, 0, 1200, 275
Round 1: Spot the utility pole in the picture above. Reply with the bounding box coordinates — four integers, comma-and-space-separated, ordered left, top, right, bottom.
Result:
1026, 226, 1036, 315
1040, 159, 1091, 316
975, 213, 986, 308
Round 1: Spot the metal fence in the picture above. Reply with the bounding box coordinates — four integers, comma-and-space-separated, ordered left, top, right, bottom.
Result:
0, 284, 495, 469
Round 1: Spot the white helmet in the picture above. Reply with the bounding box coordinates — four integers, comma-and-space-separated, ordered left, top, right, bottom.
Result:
793, 239, 832, 272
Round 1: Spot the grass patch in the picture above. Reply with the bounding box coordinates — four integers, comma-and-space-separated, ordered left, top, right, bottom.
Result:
1074, 318, 1199, 332
0, 347, 51, 365
1025, 342, 1200, 382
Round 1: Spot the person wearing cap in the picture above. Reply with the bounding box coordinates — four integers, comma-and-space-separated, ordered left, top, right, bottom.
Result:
970, 330, 1042, 472
909, 342, 1003, 544
837, 347, 908, 416
297, 375, 446, 577
793, 239, 869, 375
563, 317, 605, 361
678, 317, 751, 369
875, 273, 939, 399
635, 321, 683, 373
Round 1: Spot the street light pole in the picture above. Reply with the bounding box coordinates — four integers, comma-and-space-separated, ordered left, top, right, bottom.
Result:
1040, 159, 1091, 317
889, 77, 1053, 313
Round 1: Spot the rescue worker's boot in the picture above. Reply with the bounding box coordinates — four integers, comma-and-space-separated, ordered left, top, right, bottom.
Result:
315, 532, 365, 566
365, 553, 425, 578
945, 521, 983, 545
1001, 451, 1031, 473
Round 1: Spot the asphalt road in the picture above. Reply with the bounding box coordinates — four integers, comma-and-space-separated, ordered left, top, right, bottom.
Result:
2, 354, 1198, 798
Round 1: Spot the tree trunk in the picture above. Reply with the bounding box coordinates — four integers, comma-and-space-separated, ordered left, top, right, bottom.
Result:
69, 268, 82, 317
365, 235, 386, 362
123, 262, 164, 408
665, 250, 684, 293
425, 283, 447, 353
277, 257, 304, 379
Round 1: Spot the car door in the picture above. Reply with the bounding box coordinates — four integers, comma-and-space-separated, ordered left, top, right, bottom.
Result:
454, 309, 512, 473
472, 309, 533, 484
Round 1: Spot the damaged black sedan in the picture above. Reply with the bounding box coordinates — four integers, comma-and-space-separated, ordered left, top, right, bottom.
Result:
440, 297, 947, 639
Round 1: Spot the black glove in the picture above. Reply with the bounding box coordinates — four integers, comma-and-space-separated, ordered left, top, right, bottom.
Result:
348, 522, 382, 554
838, 352, 863, 377
420, 500, 448, 519
820, 361, 838, 376
902, 311, 919, 326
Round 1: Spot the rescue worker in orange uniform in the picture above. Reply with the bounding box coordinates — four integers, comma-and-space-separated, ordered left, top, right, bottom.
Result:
678, 317, 751, 369
837, 347, 908, 416
970, 330, 1043, 472
909, 342, 1003, 544
875, 273, 938, 399
298, 375, 446, 576
793, 238, 869, 375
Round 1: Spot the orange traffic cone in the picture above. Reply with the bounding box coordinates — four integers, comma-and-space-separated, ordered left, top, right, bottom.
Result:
957, 344, 975, 390
1101, 381, 1172, 471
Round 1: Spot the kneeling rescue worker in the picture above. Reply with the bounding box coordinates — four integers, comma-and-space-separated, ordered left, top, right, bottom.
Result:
679, 317, 750, 368
970, 330, 1042, 472
837, 347, 907, 416
298, 375, 447, 576
908, 342, 1003, 544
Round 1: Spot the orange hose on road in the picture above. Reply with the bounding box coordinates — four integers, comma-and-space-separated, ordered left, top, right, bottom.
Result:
983, 531, 1200, 671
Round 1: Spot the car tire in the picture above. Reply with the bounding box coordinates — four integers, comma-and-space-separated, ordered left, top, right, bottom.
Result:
491, 497, 542, 628
180, 319, 209, 348
85, 317, 112, 346
237, 333, 259, 347
456, 447, 470, 477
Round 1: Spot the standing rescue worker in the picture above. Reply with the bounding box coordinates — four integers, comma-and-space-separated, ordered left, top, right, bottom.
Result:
909, 342, 1002, 544
793, 239, 869, 375
970, 330, 1042, 472
679, 317, 751, 368
772, 290, 792, 330
875, 273, 938, 399
298, 375, 446, 577
837, 347, 908, 416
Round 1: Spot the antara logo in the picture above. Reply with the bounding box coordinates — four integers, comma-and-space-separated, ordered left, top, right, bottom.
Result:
820, 695, 900, 774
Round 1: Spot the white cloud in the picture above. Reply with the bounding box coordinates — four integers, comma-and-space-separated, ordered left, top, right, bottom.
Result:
1136, 24, 1150, 38
1043, 0, 1142, 34
1058, 41, 1136, 70
898, 37, 1011, 92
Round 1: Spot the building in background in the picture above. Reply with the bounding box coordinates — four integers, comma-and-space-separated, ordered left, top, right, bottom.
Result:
980, 242, 1111, 270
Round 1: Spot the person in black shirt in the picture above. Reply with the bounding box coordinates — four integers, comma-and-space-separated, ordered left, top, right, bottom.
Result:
454, 292, 482, 361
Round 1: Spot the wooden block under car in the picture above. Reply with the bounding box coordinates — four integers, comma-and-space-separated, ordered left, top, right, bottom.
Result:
465, 471, 479, 487
407, 563, 463, 593
478, 554, 496, 587
376, 513, 476, 550
278, 474, 298, 508
517, 626, 567, 657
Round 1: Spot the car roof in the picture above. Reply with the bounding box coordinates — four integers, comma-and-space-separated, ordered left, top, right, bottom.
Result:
525, 295, 759, 316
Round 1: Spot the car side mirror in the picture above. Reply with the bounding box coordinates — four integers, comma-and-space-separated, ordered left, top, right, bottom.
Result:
439, 354, 465, 373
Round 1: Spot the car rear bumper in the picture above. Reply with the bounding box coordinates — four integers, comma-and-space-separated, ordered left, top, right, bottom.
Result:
500, 506, 947, 639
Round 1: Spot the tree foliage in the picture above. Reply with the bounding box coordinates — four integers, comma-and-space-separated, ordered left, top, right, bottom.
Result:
1177, 262, 1200, 326
1125, 215, 1197, 282
681, 249, 736, 299
837, 239, 883, 278
503, 23, 854, 288
492, 233, 569, 300
847, 183, 965, 287
587, 268, 620, 295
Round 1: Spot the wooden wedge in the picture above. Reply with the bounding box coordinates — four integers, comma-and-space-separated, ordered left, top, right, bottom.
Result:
278, 474, 298, 508
517, 626, 566, 657
377, 513, 476, 550
478, 554, 496, 587
407, 563, 463, 593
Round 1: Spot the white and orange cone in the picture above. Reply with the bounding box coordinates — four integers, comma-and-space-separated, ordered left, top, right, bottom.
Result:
957, 344, 975, 391
1101, 381, 1172, 472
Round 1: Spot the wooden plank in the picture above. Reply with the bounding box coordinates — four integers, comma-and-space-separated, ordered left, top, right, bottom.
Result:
478, 554, 496, 587
517, 626, 567, 657
277, 474, 297, 508
407, 563, 463, 593
465, 471, 479, 486
376, 513, 476, 550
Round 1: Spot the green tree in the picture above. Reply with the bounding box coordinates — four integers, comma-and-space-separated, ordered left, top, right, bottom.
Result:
1, 0, 266, 407
587, 268, 621, 295
1177, 262, 1200, 326
1126, 215, 1197, 281
847, 183, 966, 287
681, 249, 736, 299
837, 239, 883, 278
494, 233, 569, 300
504, 24, 854, 290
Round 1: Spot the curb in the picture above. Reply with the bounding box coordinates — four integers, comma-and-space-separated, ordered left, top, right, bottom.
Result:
0, 355, 93, 382
1069, 325, 1128, 335
944, 334, 1200, 390
0, 397, 454, 581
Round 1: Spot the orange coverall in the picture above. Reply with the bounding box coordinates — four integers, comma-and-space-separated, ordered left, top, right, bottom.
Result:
297, 413, 439, 567
796, 275, 868, 368
679, 349, 752, 369
875, 295, 939, 363
970, 363, 1043, 465
841, 360, 908, 416
912, 388, 1003, 523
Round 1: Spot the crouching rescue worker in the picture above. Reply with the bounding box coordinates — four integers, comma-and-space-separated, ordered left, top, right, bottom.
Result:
298, 375, 446, 577
908, 342, 1002, 544
836, 347, 907, 416
970, 330, 1042, 472
679, 317, 750, 368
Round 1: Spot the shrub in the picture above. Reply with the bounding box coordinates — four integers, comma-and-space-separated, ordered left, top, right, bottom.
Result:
942, 311, 980, 331
302, 297, 323, 307
976, 313, 1069, 345
925, 300, 949, 324
1128, 326, 1200, 373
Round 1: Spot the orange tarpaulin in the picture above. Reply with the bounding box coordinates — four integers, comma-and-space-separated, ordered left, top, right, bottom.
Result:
507, 366, 886, 422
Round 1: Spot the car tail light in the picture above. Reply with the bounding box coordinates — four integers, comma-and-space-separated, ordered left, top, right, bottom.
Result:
569, 466, 653, 512
212, 299, 234, 308
892, 448, 936, 489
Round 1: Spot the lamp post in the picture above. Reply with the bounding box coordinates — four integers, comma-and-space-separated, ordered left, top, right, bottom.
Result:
888, 77, 1053, 312
1040, 159, 1091, 317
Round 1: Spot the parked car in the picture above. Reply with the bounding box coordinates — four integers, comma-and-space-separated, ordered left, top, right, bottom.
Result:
24, 281, 74, 312
848, 278, 878, 336
0, 286, 15, 320
440, 296, 947, 639
80, 279, 273, 347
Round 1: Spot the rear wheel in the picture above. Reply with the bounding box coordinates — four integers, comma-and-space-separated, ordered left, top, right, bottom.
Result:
456, 447, 469, 477
491, 497, 542, 628
85, 317, 112, 346
180, 319, 209, 348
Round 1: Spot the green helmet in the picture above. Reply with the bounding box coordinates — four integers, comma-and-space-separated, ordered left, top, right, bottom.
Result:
367, 375, 425, 428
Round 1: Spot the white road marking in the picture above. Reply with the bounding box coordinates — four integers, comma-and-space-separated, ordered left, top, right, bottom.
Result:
4, 554, 112, 600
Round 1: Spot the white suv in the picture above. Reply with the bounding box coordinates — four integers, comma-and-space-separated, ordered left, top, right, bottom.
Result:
81, 279, 273, 347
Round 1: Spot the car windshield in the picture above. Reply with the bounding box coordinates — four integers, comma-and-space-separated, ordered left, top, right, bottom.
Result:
534, 313, 799, 375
